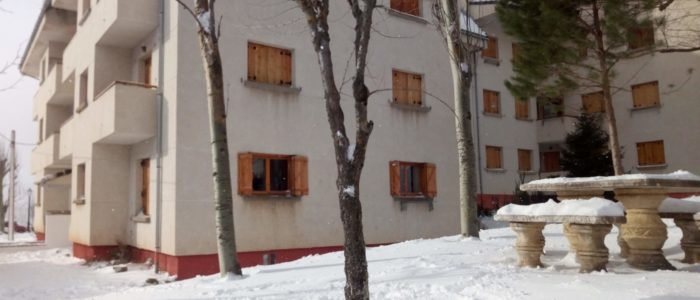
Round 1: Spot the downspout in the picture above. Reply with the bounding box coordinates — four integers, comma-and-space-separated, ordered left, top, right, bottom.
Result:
472, 53, 484, 197
154, 0, 165, 274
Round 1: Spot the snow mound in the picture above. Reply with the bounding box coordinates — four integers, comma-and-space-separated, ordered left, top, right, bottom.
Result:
527, 170, 700, 185
659, 196, 700, 213
497, 198, 625, 217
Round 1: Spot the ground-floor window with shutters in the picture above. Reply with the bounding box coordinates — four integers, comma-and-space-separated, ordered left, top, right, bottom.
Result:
238, 152, 308, 197
636, 140, 665, 166
389, 161, 436, 198
392, 69, 423, 106
541, 151, 561, 172
140, 159, 150, 215
485, 146, 503, 170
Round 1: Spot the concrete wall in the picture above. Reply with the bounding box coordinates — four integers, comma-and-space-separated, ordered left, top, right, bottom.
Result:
170, 0, 461, 256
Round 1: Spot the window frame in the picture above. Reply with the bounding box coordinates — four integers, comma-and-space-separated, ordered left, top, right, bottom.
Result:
392, 69, 424, 107
247, 42, 294, 87
482, 36, 499, 60
389, 160, 436, 198
250, 153, 293, 196
483, 89, 501, 115
515, 98, 530, 120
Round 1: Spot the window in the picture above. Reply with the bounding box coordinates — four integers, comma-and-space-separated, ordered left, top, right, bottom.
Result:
38, 118, 44, 143
582, 91, 605, 113
140, 159, 150, 215
143, 55, 152, 85
518, 149, 532, 171
77, 163, 86, 201
515, 98, 529, 119
628, 23, 654, 50
390, 0, 420, 16
78, 70, 88, 112
392, 70, 423, 106
485, 146, 502, 169
541, 151, 561, 172
632, 81, 660, 109
247, 42, 292, 86
389, 161, 436, 198
637, 140, 665, 166
482, 36, 499, 59
536, 96, 564, 119
483, 90, 500, 114
238, 153, 308, 196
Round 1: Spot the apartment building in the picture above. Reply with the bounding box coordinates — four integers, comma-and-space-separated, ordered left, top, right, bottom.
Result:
22, 0, 473, 279
468, 1, 700, 206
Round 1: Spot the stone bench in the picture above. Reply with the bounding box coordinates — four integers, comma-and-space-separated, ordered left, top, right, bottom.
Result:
658, 196, 700, 264
495, 198, 626, 273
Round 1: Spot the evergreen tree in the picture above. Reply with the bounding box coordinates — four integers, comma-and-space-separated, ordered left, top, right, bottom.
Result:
496, 0, 662, 175
561, 113, 614, 177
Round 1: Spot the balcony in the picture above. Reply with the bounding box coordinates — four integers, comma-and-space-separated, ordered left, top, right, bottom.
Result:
536, 115, 577, 143
94, 0, 159, 48
32, 133, 62, 174
34, 64, 73, 117
87, 81, 157, 144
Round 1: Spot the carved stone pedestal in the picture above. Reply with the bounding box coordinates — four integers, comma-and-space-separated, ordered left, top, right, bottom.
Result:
676, 217, 700, 264
615, 224, 630, 258
510, 222, 545, 268
568, 223, 612, 272
618, 189, 675, 270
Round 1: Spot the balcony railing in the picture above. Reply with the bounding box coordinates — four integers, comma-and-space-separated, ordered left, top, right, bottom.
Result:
87, 81, 157, 144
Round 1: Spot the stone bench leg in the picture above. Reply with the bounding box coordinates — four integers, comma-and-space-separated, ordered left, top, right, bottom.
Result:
563, 223, 581, 256
676, 217, 700, 264
615, 224, 630, 258
568, 223, 612, 272
510, 222, 545, 268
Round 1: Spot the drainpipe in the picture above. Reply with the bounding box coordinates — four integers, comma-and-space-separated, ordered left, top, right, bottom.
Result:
154, 0, 165, 274
472, 53, 484, 197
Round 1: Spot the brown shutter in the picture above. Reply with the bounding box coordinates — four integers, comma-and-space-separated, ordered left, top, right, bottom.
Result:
515, 98, 529, 119
518, 149, 531, 171
632, 81, 659, 108
143, 56, 152, 85
405, 0, 419, 16
422, 163, 437, 198
392, 70, 408, 104
486, 146, 502, 169
484, 90, 500, 114
482, 36, 498, 59
290, 156, 309, 196
582, 91, 604, 113
390, 0, 403, 11
389, 161, 401, 196
238, 153, 254, 196
281, 49, 292, 85
141, 159, 150, 215
407, 74, 423, 105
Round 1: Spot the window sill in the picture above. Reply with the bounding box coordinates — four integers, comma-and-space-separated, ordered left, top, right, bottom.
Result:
132, 214, 151, 223
73, 197, 86, 205
637, 163, 667, 170
393, 196, 434, 211
389, 100, 431, 112
515, 117, 533, 122
482, 112, 502, 118
387, 9, 428, 24
76, 102, 87, 113
630, 104, 661, 112
242, 79, 302, 94
485, 168, 506, 173
483, 57, 500, 66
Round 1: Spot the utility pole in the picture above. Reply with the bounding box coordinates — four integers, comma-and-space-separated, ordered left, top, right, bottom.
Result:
8, 130, 15, 241
27, 188, 31, 232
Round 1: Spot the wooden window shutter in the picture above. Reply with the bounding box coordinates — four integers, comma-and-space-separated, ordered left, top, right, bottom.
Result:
390, 0, 404, 12
290, 156, 309, 196
238, 153, 254, 196
482, 36, 498, 59
389, 161, 401, 196
515, 98, 529, 119
407, 74, 423, 105
247, 43, 259, 82
486, 146, 502, 169
143, 56, 152, 86
141, 159, 150, 215
518, 149, 531, 171
421, 163, 437, 198
404, 0, 419, 16
582, 91, 604, 113
632, 81, 659, 108
637, 141, 665, 166
392, 70, 408, 104
484, 90, 500, 114
281, 49, 292, 86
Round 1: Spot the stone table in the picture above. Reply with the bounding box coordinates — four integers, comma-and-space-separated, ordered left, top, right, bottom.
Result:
520, 173, 700, 271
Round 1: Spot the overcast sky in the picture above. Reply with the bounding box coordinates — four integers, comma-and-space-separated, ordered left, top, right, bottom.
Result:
0, 0, 44, 225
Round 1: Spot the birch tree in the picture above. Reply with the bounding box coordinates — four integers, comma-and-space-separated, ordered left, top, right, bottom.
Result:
294, 1, 376, 299
175, 0, 242, 277
432, 0, 481, 237
0, 144, 15, 233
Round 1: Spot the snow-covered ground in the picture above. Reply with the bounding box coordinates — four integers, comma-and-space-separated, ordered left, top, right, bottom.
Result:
3, 220, 700, 300
0, 232, 37, 244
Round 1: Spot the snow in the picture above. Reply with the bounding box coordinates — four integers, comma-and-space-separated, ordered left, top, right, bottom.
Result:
527, 170, 700, 185
0, 232, 37, 244
343, 185, 356, 197
659, 196, 700, 213
460, 12, 487, 37
4, 222, 700, 299
347, 144, 356, 161
497, 198, 625, 217
198, 11, 211, 33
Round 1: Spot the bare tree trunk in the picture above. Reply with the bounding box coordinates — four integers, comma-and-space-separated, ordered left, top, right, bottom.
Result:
591, 0, 624, 175
295, 1, 376, 299
176, 0, 242, 276
435, 0, 480, 237
0, 149, 8, 233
